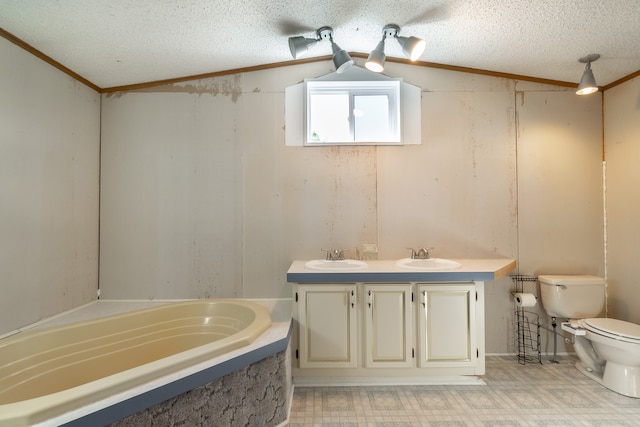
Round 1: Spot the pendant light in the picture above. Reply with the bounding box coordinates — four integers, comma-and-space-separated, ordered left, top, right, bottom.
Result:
576, 54, 600, 95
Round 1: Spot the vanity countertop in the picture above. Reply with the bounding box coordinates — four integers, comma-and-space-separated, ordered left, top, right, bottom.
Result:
287, 258, 516, 283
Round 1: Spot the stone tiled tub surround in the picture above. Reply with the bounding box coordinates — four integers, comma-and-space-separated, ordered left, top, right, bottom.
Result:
0, 299, 291, 427
110, 345, 291, 427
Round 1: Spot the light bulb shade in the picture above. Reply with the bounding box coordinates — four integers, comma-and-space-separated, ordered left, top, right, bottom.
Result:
365, 40, 386, 72
397, 36, 426, 61
288, 36, 318, 59
331, 41, 353, 73
576, 66, 598, 95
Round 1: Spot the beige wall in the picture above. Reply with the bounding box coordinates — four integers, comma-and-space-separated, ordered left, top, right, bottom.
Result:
100, 81, 244, 299
98, 59, 604, 353
517, 92, 604, 276
0, 37, 100, 335
604, 76, 640, 324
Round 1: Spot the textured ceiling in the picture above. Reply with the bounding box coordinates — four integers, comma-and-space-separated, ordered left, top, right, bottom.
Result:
1, 0, 639, 89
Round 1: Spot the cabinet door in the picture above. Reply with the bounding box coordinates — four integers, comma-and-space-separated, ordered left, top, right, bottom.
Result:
418, 284, 476, 367
364, 284, 413, 368
298, 284, 357, 368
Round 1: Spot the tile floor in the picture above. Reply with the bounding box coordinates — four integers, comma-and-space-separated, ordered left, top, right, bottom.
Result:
287, 356, 640, 426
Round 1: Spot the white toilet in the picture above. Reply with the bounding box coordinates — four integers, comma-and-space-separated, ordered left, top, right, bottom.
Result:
538, 275, 640, 398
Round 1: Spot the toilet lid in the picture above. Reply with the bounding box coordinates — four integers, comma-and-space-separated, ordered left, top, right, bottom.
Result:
583, 318, 640, 341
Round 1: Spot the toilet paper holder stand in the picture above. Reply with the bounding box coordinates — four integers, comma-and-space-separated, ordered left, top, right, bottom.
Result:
510, 274, 542, 365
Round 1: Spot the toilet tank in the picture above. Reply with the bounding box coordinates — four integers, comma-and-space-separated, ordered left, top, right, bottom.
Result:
538, 275, 605, 319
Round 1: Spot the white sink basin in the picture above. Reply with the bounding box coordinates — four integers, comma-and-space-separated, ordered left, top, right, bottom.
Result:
395, 258, 462, 270
305, 259, 368, 271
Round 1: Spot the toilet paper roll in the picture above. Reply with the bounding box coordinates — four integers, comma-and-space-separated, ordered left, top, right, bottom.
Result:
514, 292, 537, 307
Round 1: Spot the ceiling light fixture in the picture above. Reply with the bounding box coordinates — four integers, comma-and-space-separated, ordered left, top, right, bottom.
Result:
288, 26, 353, 73
576, 54, 600, 95
366, 24, 426, 73
288, 36, 319, 60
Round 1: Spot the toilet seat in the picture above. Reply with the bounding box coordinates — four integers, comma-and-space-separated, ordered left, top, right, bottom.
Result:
582, 318, 640, 344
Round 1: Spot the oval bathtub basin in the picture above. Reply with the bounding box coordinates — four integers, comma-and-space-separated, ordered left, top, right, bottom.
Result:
0, 299, 271, 427
304, 259, 368, 271
395, 258, 462, 270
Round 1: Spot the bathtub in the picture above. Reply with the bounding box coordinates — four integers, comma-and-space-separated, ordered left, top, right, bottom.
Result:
0, 299, 275, 427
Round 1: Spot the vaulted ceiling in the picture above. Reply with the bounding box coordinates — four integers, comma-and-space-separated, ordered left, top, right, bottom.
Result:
1, 0, 639, 90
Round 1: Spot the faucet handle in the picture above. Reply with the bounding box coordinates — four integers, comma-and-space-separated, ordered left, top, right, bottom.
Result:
337, 249, 349, 260
406, 248, 417, 259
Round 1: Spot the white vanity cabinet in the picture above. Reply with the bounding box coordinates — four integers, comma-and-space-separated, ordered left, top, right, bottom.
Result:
296, 284, 357, 368
417, 283, 478, 368
292, 281, 485, 384
364, 284, 413, 368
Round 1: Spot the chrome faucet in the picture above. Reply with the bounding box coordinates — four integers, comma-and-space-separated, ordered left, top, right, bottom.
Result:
322, 248, 349, 261
408, 247, 432, 259
416, 248, 430, 259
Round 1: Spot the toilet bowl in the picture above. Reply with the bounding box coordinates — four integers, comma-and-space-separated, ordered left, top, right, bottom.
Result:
575, 318, 640, 398
538, 275, 640, 398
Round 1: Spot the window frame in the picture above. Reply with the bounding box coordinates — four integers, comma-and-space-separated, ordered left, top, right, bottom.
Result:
303, 79, 402, 145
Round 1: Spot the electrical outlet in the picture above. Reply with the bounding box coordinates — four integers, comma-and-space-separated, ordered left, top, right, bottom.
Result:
362, 243, 378, 253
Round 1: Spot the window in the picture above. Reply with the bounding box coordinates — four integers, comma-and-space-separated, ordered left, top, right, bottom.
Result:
304, 80, 401, 145
284, 66, 421, 147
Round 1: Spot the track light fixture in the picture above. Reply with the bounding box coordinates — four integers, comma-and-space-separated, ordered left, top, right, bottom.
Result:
288, 26, 353, 73
366, 24, 426, 73
288, 35, 319, 60
576, 54, 600, 95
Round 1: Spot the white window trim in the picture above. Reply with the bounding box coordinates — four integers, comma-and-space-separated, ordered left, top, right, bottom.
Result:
304, 79, 401, 145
